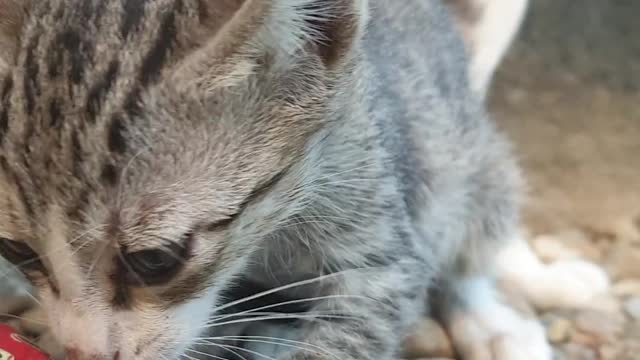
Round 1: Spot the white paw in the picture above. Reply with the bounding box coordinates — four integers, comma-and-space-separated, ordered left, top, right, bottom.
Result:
496, 236, 610, 310
445, 277, 552, 360
448, 296, 551, 360
526, 260, 609, 310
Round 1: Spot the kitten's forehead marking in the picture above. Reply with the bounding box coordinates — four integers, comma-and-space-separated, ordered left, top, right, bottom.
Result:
0, 0, 206, 227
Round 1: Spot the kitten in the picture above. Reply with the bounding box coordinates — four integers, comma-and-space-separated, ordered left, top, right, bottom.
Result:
0, 1, 549, 360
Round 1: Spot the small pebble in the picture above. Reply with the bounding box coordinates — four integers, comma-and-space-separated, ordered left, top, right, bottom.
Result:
570, 330, 602, 348
575, 309, 624, 342
598, 344, 620, 360
624, 297, 640, 320
562, 343, 597, 360
403, 318, 454, 359
533, 235, 581, 262
533, 230, 602, 263
606, 243, 640, 280
547, 318, 572, 344
613, 279, 640, 298
586, 293, 622, 314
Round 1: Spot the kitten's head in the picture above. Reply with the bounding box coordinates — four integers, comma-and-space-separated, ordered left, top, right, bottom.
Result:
0, 0, 367, 359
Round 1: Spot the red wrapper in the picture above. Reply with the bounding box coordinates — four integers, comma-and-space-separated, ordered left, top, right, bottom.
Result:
0, 324, 49, 360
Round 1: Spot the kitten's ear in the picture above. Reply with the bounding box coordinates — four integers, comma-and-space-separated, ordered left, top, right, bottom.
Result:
173, 0, 368, 93
0, 0, 30, 70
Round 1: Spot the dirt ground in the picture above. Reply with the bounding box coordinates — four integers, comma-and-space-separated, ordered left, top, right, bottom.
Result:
490, 0, 640, 358
490, 0, 640, 237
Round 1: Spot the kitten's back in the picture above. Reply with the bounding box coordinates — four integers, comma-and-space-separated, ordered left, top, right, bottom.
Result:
366, 0, 521, 272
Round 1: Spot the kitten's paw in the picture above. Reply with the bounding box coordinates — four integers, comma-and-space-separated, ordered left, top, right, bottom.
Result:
496, 236, 609, 309
444, 277, 552, 360
526, 260, 609, 310
447, 302, 551, 360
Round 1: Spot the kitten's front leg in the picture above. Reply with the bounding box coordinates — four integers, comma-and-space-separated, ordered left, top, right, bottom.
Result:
280, 267, 424, 360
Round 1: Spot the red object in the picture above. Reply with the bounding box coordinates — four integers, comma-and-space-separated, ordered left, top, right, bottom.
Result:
0, 324, 49, 360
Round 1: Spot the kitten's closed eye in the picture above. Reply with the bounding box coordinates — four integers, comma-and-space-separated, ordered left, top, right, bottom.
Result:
119, 234, 192, 287
0, 238, 46, 273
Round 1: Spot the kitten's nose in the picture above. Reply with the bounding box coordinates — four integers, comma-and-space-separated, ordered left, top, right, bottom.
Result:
64, 346, 115, 360
64, 347, 82, 360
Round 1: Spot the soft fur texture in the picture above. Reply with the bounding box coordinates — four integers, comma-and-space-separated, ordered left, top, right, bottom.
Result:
0, 1, 545, 359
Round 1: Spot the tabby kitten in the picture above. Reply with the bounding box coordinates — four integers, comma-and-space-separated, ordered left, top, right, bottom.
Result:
0, 0, 549, 359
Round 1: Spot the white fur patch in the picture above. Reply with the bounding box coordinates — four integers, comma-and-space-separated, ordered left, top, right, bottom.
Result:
495, 235, 610, 310
172, 285, 220, 356
447, 277, 552, 360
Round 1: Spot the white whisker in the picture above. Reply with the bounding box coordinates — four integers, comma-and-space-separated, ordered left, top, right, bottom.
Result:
117, 149, 148, 208
186, 346, 242, 360
201, 313, 360, 330
0, 313, 47, 325
190, 335, 340, 360
193, 341, 276, 360
207, 294, 366, 324
210, 268, 380, 316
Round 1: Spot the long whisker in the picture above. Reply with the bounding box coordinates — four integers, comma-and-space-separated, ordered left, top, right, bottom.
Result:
117, 149, 148, 208
210, 310, 353, 322
182, 350, 222, 360
207, 294, 366, 324
186, 346, 241, 360
210, 268, 380, 316
200, 313, 360, 331
311, 163, 379, 183
66, 224, 109, 256
179, 353, 197, 360
176, 353, 192, 360
302, 178, 381, 195
21, 291, 41, 307
0, 264, 41, 306
0, 313, 47, 325
189, 335, 340, 360
192, 341, 277, 360
86, 236, 112, 277
0, 223, 106, 283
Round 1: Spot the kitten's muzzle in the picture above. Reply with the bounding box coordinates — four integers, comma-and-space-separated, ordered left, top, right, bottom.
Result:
64, 347, 119, 360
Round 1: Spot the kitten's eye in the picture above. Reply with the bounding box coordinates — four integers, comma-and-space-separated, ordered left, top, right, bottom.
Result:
121, 241, 189, 286
0, 238, 45, 272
